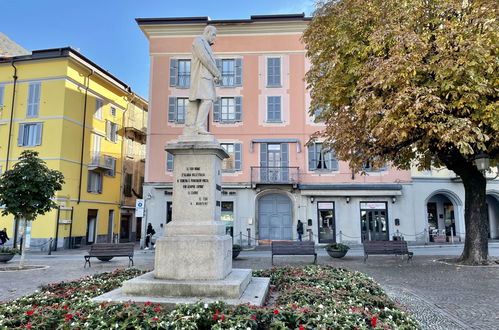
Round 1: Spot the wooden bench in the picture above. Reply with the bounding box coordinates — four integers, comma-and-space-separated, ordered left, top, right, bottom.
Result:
271, 241, 317, 265
363, 240, 413, 263
84, 243, 135, 268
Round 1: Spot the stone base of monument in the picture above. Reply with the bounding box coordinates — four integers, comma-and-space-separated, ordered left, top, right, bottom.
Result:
92, 270, 270, 308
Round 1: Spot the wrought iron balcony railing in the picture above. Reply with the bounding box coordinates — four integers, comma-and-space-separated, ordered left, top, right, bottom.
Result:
250, 166, 300, 187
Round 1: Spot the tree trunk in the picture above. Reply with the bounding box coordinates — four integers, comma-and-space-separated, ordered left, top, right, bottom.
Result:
456, 168, 489, 265
18, 217, 28, 269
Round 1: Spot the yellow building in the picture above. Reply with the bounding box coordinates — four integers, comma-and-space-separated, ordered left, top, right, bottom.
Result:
0, 47, 148, 250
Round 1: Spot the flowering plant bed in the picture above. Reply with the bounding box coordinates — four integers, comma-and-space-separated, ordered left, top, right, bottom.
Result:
0, 266, 419, 329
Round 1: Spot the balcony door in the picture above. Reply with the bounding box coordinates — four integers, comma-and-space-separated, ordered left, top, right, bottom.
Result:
260, 143, 289, 183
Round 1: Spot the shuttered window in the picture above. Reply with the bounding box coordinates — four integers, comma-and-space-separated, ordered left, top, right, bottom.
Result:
87, 171, 103, 194
308, 143, 339, 171
27, 82, 41, 118
221, 143, 242, 171
18, 123, 43, 146
213, 97, 242, 122
361, 160, 388, 172
168, 97, 187, 124
0, 85, 4, 107
170, 59, 191, 87
267, 96, 281, 122
216, 58, 243, 87
124, 173, 132, 197
166, 152, 174, 171
104, 156, 117, 177
106, 121, 119, 143
95, 98, 103, 120
267, 57, 281, 87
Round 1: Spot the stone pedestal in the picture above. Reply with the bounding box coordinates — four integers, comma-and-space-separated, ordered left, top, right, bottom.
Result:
94, 136, 269, 307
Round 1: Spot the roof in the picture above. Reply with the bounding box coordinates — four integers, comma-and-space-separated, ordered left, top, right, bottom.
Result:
135, 13, 311, 26
0, 32, 31, 58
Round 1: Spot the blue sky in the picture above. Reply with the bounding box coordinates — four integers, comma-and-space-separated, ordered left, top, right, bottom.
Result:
3, 0, 316, 99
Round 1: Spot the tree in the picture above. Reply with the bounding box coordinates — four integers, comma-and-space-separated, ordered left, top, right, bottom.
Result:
303, 0, 498, 265
0, 150, 64, 268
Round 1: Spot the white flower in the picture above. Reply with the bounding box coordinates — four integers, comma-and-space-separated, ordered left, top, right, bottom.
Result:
318, 304, 324, 309
204, 303, 208, 308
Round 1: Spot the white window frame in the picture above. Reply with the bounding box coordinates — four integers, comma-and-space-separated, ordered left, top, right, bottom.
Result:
95, 98, 103, 120
267, 57, 281, 87
221, 97, 236, 122
177, 59, 191, 88
87, 171, 103, 194
18, 122, 43, 147
221, 143, 235, 170
176, 98, 187, 124
221, 59, 236, 87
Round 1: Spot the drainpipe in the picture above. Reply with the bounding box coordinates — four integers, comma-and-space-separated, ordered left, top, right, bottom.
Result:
5, 59, 18, 171
77, 69, 93, 204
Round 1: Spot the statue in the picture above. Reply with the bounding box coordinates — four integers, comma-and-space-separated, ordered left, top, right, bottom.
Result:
185, 25, 221, 135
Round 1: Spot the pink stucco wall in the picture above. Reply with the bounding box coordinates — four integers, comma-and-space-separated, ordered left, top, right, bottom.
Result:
145, 30, 412, 185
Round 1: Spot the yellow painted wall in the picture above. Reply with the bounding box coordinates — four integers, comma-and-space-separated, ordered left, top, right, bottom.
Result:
0, 54, 142, 248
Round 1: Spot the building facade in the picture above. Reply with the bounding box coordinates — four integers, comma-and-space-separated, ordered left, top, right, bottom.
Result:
0, 47, 147, 250
137, 14, 499, 245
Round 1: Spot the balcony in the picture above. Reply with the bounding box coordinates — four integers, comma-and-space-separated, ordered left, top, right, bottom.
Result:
88, 153, 114, 172
250, 166, 300, 188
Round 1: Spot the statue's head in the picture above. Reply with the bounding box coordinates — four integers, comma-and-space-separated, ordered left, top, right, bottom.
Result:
203, 25, 217, 45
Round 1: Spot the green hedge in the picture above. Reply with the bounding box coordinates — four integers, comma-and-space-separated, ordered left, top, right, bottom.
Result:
0, 266, 419, 329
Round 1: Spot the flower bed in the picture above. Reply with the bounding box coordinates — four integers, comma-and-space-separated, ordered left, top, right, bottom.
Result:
0, 266, 419, 329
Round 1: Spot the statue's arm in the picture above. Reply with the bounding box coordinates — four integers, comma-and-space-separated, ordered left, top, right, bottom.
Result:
192, 38, 221, 78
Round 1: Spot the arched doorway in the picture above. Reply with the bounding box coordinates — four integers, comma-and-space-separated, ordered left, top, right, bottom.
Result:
426, 191, 462, 242
258, 193, 292, 240
486, 192, 499, 239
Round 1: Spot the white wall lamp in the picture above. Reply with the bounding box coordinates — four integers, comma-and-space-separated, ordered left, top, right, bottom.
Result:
391, 196, 397, 204
310, 196, 315, 203
345, 196, 351, 204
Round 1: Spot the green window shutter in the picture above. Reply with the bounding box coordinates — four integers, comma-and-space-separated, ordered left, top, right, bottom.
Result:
235, 97, 242, 121
169, 59, 178, 87
18, 123, 25, 146
213, 97, 221, 122
35, 123, 43, 146
308, 145, 316, 170
166, 152, 174, 171
234, 143, 242, 170
235, 58, 243, 86
168, 97, 176, 122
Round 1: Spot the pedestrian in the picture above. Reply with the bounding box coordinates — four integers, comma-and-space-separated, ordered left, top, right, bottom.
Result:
145, 223, 156, 250
297, 220, 304, 241
0, 228, 9, 245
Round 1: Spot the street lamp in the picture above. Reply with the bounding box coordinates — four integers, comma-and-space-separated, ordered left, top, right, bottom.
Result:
475, 151, 490, 172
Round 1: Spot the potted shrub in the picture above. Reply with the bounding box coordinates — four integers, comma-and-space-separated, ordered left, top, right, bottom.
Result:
325, 243, 350, 258
232, 244, 242, 259
0, 247, 20, 263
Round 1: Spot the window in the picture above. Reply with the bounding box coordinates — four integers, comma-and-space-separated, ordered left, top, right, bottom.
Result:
126, 138, 134, 157
166, 152, 174, 171
18, 123, 42, 147
170, 59, 191, 88
0, 165, 3, 176
27, 82, 41, 118
87, 171, 102, 193
140, 144, 146, 161
308, 143, 338, 171
267, 57, 281, 87
313, 108, 324, 122
216, 58, 243, 87
0, 85, 4, 107
110, 106, 117, 117
267, 96, 281, 122
106, 121, 118, 143
213, 97, 242, 122
124, 173, 132, 197
168, 97, 187, 124
104, 156, 116, 177
221, 201, 234, 236
361, 160, 387, 172
95, 99, 103, 120
221, 143, 242, 171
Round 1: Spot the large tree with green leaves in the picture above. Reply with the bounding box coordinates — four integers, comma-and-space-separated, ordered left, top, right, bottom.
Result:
0, 150, 64, 268
304, 0, 498, 264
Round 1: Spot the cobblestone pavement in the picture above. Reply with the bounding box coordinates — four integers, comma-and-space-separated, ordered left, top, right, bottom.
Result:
1, 248, 498, 329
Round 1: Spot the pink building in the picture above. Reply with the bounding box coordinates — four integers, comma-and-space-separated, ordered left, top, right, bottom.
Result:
137, 14, 431, 245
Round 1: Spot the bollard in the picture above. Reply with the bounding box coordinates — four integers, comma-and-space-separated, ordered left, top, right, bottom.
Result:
424, 228, 428, 245
239, 231, 243, 247
450, 227, 454, 244
309, 230, 313, 242
339, 230, 343, 243
48, 238, 53, 255
247, 228, 251, 247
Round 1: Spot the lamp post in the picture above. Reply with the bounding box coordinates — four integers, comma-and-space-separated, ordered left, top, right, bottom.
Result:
474, 151, 490, 172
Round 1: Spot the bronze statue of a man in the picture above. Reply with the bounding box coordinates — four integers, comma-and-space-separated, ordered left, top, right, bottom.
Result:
186, 25, 221, 135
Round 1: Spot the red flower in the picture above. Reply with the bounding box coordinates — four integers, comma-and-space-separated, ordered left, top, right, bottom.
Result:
64, 313, 73, 321
212, 314, 218, 321
215, 310, 221, 315
299, 325, 305, 330
153, 317, 159, 321
292, 304, 297, 310
154, 307, 161, 312
26, 310, 35, 316
251, 315, 257, 320
274, 309, 279, 315
145, 301, 152, 306
221, 315, 225, 321
371, 316, 378, 327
